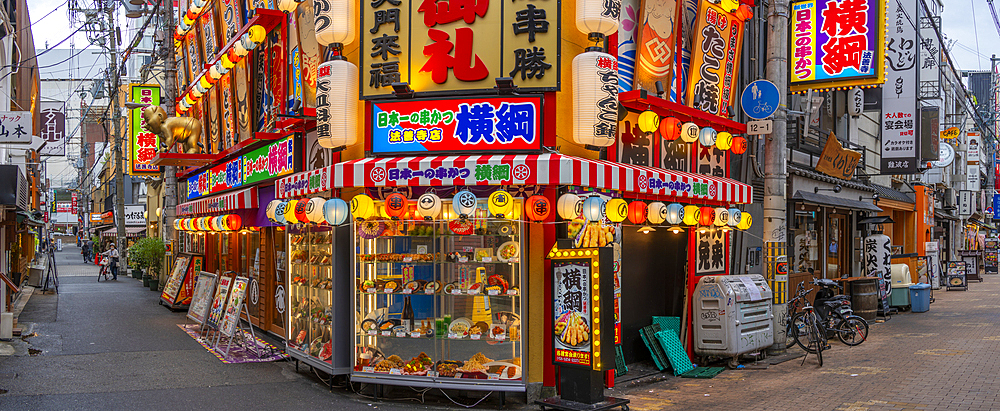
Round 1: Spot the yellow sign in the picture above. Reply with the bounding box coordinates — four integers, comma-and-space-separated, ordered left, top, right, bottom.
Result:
686, 2, 745, 117
361, 0, 560, 98
941, 127, 961, 139
815, 133, 862, 180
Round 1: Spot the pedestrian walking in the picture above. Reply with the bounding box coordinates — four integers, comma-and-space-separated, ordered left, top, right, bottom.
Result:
82, 240, 92, 263
102, 242, 120, 280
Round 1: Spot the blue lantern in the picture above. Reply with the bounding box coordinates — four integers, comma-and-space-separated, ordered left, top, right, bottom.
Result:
582, 196, 606, 222
666, 203, 684, 225
453, 190, 478, 217
274, 201, 289, 224
323, 198, 350, 225
727, 208, 742, 227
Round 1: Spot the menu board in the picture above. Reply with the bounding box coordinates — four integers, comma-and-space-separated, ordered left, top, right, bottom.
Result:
206, 275, 234, 330
161, 255, 192, 304
553, 260, 592, 367
186, 272, 218, 324
220, 276, 249, 337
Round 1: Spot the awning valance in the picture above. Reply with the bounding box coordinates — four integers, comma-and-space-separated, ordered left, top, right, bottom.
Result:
178, 186, 258, 216
100, 226, 146, 237
276, 154, 752, 204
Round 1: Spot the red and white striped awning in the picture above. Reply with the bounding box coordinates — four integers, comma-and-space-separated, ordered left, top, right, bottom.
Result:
275, 154, 752, 204
178, 187, 259, 216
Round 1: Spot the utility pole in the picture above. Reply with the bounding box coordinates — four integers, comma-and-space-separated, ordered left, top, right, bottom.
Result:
107, 0, 127, 269
764, 0, 789, 352
161, 0, 178, 252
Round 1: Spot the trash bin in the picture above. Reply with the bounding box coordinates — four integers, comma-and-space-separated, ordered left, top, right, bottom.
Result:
890, 264, 913, 308
909, 283, 931, 313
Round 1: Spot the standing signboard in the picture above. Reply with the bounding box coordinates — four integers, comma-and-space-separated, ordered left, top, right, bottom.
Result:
161, 254, 202, 309
187, 271, 219, 325
161, 255, 192, 305
206, 275, 234, 330
880, 0, 918, 174
220, 276, 250, 337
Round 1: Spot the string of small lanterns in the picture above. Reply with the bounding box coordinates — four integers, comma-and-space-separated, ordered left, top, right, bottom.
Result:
174, 214, 246, 232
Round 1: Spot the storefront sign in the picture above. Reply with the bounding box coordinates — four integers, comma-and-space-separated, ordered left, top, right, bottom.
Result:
122, 205, 145, 226
187, 137, 294, 199
129, 84, 161, 176
864, 234, 892, 307
618, 110, 653, 167
967, 132, 981, 163
696, 227, 727, 275
0, 111, 31, 144
967, 164, 980, 191
89, 213, 102, 223
789, 0, 885, 91
686, 2, 744, 117
880, 0, 918, 174
220, 276, 249, 337
206, 275, 233, 330
941, 127, 960, 139
371, 96, 543, 155
994, 194, 1000, 220
39, 102, 66, 156
360, 0, 560, 98
920, 106, 940, 163
161, 255, 192, 306
55, 202, 72, 213
553, 260, 593, 367
960, 190, 973, 216
815, 133, 862, 180
919, 16, 941, 98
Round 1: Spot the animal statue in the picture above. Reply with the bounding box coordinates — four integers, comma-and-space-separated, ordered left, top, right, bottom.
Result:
141, 105, 204, 154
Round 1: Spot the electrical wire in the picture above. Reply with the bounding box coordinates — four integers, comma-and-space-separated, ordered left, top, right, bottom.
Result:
12, 0, 73, 38
972, 0, 983, 70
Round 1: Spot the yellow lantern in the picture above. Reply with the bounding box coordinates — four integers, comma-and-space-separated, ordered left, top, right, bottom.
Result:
248, 25, 266, 44
682, 205, 700, 226
221, 54, 236, 70
716, 131, 733, 150
351, 194, 375, 220
605, 198, 628, 223
738, 212, 753, 230
199, 76, 212, 90
637, 110, 659, 133
487, 190, 514, 218
720, 0, 739, 12
284, 199, 300, 224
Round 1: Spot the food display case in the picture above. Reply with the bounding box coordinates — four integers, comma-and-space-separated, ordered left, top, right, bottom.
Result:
352, 207, 526, 391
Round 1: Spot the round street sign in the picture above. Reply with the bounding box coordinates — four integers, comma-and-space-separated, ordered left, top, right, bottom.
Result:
741, 80, 780, 120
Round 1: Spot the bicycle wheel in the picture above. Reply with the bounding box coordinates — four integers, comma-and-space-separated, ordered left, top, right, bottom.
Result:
784, 320, 798, 349
792, 313, 818, 353
810, 317, 824, 366
836, 315, 870, 346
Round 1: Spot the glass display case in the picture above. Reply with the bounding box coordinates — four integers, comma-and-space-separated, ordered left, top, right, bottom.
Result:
352, 209, 525, 391
286, 225, 336, 367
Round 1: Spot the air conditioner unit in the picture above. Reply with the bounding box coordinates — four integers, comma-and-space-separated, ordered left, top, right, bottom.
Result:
0, 165, 28, 211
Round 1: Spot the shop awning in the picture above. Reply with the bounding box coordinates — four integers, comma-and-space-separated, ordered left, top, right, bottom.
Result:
178, 186, 259, 216
276, 154, 753, 204
791, 190, 882, 212
100, 226, 146, 238
935, 210, 959, 221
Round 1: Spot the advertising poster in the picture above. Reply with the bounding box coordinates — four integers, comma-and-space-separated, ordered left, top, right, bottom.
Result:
207, 275, 234, 330
128, 85, 161, 176
220, 276, 250, 337
617, 0, 640, 93
161, 255, 192, 304
632, 0, 678, 95
186, 137, 294, 199
880, 0, 918, 174
553, 260, 592, 367
176, 255, 203, 305
685, 1, 744, 117
187, 272, 219, 324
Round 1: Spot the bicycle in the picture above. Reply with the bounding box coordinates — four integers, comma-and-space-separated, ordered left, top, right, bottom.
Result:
796, 300, 826, 366
97, 257, 113, 282
783, 282, 810, 349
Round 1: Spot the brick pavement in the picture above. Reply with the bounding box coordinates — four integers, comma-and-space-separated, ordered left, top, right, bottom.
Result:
608, 278, 1000, 411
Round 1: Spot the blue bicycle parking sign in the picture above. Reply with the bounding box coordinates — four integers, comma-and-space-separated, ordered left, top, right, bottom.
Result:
741, 80, 779, 120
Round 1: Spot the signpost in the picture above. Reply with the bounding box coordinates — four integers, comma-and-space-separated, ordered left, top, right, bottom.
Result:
740, 80, 779, 120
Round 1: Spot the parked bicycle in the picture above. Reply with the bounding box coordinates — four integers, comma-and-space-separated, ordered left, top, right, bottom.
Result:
786, 279, 870, 353
97, 256, 113, 282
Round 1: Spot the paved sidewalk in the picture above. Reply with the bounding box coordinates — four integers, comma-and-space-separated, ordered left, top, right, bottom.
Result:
609, 277, 1000, 411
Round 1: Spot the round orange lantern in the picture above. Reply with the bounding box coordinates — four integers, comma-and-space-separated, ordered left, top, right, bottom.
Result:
731, 136, 748, 154
384, 193, 409, 219
627, 201, 647, 225
525, 195, 551, 222
226, 214, 243, 231
698, 207, 714, 226
294, 200, 310, 223
658, 117, 681, 141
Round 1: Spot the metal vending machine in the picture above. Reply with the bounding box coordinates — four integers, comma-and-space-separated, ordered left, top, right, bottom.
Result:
693, 275, 774, 364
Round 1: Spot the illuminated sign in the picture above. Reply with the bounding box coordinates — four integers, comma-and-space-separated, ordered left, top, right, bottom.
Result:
371, 96, 542, 154
790, 0, 886, 92
128, 84, 161, 176
686, 2, 745, 117
549, 245, 613, 371
187, 137, 295, 199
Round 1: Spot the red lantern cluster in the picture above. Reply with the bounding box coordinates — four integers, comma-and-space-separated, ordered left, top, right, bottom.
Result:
176, 214, 243, 231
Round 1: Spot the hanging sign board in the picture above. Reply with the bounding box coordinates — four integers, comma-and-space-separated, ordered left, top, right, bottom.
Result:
0, 111, 32, 144
880, 0, 918, 174
551, 246, 613, 372
187, 137, 295, 199
128, 84, 161, 175
686, 2, 745, 117
815, 133, 862, 180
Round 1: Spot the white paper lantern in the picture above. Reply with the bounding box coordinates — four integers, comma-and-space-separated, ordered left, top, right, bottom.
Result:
647, 202, 668, 225
727, 208, 742, 227
453, 190, 478, 217
266, 200, 282, 223
680, 122, 700, 143
556, 193, 581, 220
699, 127, 718, 147
576, 0, 619, 36
274, 202, 289, 224
323, 198, 349, 225
864, 234, 892, 299
582, 196, 606, 222
572, 50, 618, 147
277, 0, 302, 13
665, 203, 684, 225
306, 198, 326, 223
416, 193, 442, 220
316, 59, 359, 149
315, 0, 356, 46
714, 207, 729, 226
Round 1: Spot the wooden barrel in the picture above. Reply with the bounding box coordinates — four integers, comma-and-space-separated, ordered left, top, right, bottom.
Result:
852, 278, 879, 321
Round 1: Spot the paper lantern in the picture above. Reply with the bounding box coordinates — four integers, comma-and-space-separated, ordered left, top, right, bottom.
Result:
416, 193, 442, 220
659, 117, 681, 141
226, 214, 243, 231
716, 131, 733, 150
557, 193, 582, 220
316, 59, 359, 148
576, 0, 618, 36
277, 0, 302, 13
637, 110, 659, 133
314, 0, 356, 46
488, 190, 514, 218
323, 198, 349, 225
294, 200, 310, 224
234, 33, 255, 57
173, 219, 182, 231
573, 50, 618, 147
281, 199, 298, 224
605, 198, 628, 223
525, 195, 551, 221
201, 217, 211, 231
731, 136, 748, 154
206, 216, 218, 231
720, 0, 739, 12
738, 213, 753, 230
698, 207, 714, 226
680, 122, 700, 143
682, 205, 700, 225
736, 4, 754, 20
666, 203, 684, 225
453, 190, 478, 217
699, 127, 717, 147
646, 202, 667, 224
306, 198, 326, 223
384, 193, 409, 219
582, 196, 606, 222
627, 201, 647, 225
274, 202, 289, 224
215, 216, 226, 231
727, 208, 742, 227
351, 194, 375, 221
714, 207, 729, 226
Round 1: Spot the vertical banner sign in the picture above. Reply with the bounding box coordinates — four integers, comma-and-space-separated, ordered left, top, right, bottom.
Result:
920, 106, 940, 163
39, 102, 66, 156
296, 1, 320, 109
864, 234, 892, 311
184, 30, 201, 85
967, 164, 981, 191
697, 143, 726, 177
695, 227, 726, 274
633, 0, 678, 95
617, 0, 641, 93
287, 10, 302, 113
686, 2, 744, 117
960, 190, 973, 216
919, 16, 941, 98
881, 0, 918, 174
200, 8, 218, 63
218, 0, 242, 45
789, 0, 882, 90
221, 72, 237, 149
994, 194, 1000, 220
553, 260, 593, 368
968, 132, 981, 163
129, 85, 161, 175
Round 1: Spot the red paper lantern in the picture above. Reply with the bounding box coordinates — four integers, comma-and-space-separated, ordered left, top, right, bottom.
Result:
627, 201, 647, 225
731, 136, 748, 154
658, 117, 682, 141
525, 195, 551, 221
698, 207, 715, 226
294, 200, 310, 223
207, 217, 218, 231
226, 214, 243, 231
384, 193, 409, 219
735, 4, 754, 21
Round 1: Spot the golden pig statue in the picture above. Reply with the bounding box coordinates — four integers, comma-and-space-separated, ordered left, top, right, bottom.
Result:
141, 105, 204, 154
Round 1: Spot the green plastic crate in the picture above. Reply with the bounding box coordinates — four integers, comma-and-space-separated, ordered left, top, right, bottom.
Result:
654, 330, 695, 376
639, 324, 669, 371
614, 345, 628, 377
652, 316, 681, 338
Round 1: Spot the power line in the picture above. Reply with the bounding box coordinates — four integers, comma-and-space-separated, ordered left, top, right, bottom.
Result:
973, 0, 983, 70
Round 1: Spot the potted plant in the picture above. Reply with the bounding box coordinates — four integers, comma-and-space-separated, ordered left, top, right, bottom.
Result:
129, 241, 151, 287
129, 237, 166, 291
